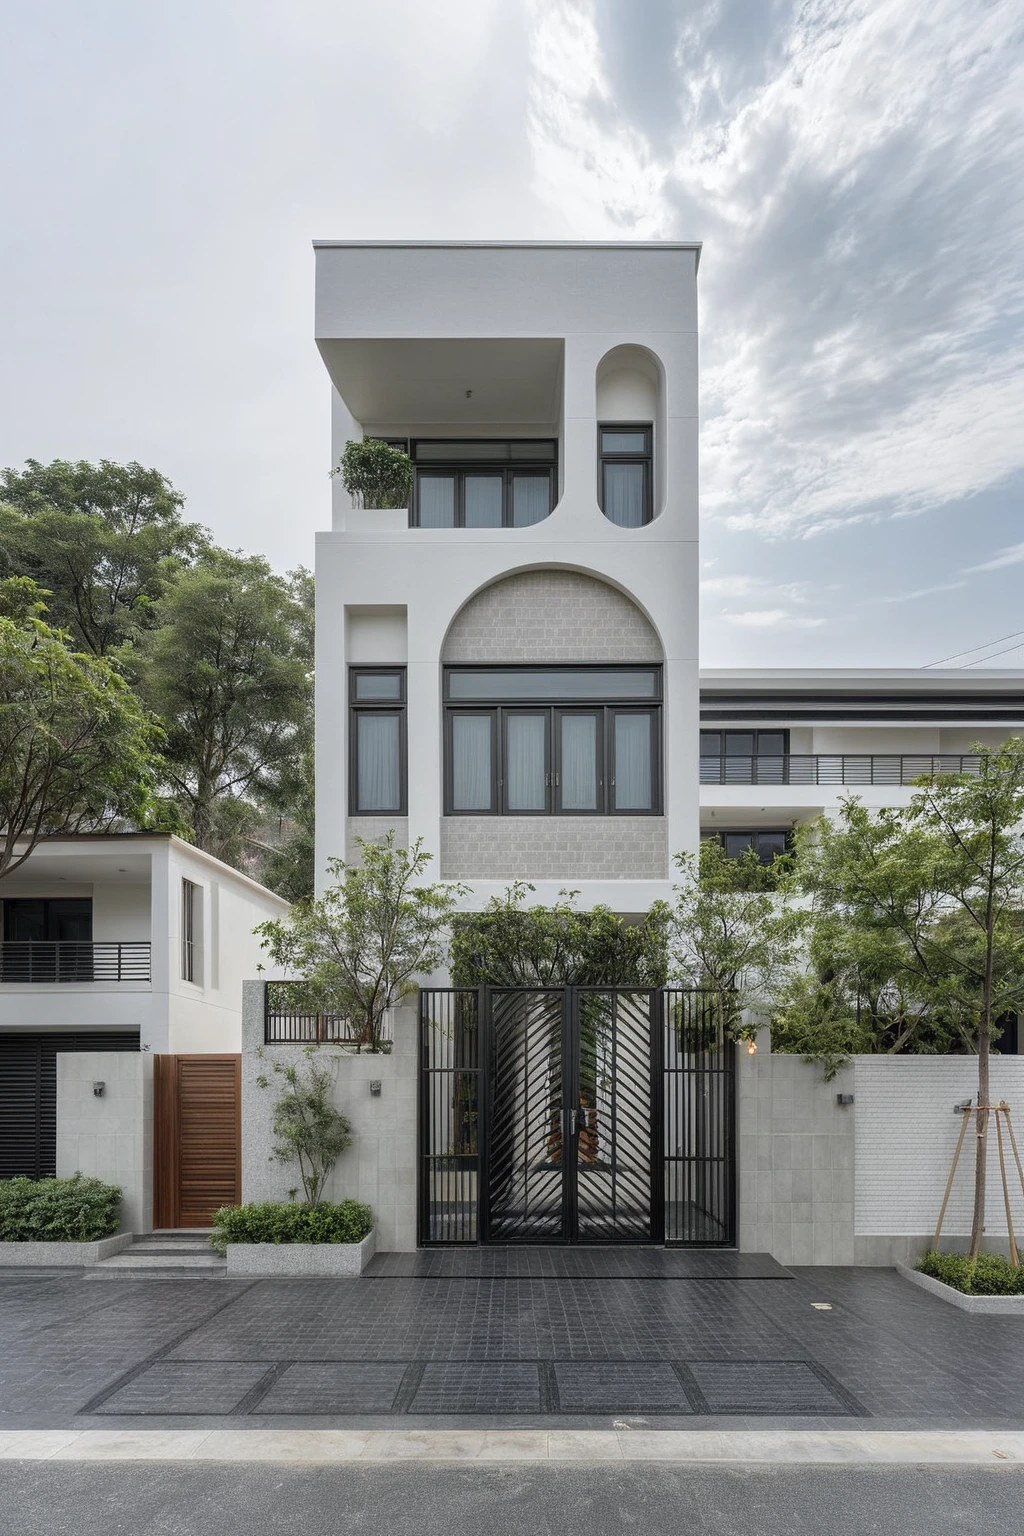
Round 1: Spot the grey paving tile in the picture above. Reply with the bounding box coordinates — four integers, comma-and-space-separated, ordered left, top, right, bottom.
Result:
94, 1362, 270, 1416
253, 1363, 408, 1415
410, 1363, 541, 1414
554, 1362, 692, 1414
686, 1361, 851, 1415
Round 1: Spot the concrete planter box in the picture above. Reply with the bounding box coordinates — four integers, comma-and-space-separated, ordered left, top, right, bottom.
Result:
0, 1233, 132, 1267
897, 1261, 1024, 1314
225, 1228, 376, 1277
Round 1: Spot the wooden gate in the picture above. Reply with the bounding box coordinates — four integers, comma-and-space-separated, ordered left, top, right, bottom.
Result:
153, 1054, 241, 1228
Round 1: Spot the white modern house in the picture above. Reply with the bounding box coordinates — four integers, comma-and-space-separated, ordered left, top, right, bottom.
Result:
314, 241, 700, 913
0, 833, 288, 1191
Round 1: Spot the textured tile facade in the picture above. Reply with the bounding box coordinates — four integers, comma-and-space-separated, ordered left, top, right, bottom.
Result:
854, 1056, 1024, 1246
441, 569, 663, 663
345, 817, 409, 862
440, 816, 667, 880
737, 1049, 856, 1267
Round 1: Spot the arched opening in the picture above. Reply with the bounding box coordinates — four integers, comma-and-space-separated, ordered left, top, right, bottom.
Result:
595, 345, 665, 525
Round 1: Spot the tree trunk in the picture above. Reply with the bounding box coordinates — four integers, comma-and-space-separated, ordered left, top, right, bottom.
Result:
969, 906, 996, 1260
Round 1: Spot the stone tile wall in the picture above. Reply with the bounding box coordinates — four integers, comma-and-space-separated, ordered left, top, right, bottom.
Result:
440, 816, 667, 880
56, 1051, 153, 1234
442, 570, 662, 663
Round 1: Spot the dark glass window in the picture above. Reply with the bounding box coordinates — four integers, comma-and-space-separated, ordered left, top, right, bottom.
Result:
708, 830, 790, 865
444, 667, 661, 816
181, 880, 199, 983
410, 440, 557, 528
1, 898, 93, 982
350, 669, 407, 814
700, 730, 790, 784
598, 423, 652, 527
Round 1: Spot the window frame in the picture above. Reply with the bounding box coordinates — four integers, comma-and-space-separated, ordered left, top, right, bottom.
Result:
700, 729, 790, 784
597, 422, 653, 527
348, 667, 408, 816
409, 440, 558, 529
443, 666, 662, 817
704, 829, 792, 865
181, 879, 199, 984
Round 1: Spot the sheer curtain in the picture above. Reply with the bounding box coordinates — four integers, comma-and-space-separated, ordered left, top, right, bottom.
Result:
614, 714, 652, 810
357, 714, 400, 811
506, 715, 546, 810
464, 475, 503, 528
603, 464, 646, 528
418, 476, 456, 527
452, 715, 492, 810
560, 714, 598, 810
512, 474, 550, 526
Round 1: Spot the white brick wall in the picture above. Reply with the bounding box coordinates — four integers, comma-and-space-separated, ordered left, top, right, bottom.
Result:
854, 1056, 1024, 1237
440, 816, 667, 880
442, 570, 662, 663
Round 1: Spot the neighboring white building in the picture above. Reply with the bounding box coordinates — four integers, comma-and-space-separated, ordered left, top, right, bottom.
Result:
0, 833, 288, 1055
314, 240, 701, 915
699, 668, 1024, 860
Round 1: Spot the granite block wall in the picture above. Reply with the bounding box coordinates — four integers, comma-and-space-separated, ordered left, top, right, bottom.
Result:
56, 1050, 154, 1234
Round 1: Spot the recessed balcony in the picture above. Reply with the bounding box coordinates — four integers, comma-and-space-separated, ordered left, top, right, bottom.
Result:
699, 753, 984, 787
0, 941, 151, 984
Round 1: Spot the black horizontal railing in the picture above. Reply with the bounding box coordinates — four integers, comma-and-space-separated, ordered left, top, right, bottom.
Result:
264, 980, 392, 1047
0, 941, 151, 983
700, 753, 984, 787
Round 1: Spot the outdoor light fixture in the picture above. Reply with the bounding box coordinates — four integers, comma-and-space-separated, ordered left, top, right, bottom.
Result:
369, 1080, 382, 1097
836, 1093, 854, 1106
746, 1040, 757, 1056
93, 1081, 105, 1097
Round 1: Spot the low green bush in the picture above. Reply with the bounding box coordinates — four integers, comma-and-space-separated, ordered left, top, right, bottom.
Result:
209, 1199, 374, 1254
916, 1249, 1024, 1295
0, 1175, 122, 1242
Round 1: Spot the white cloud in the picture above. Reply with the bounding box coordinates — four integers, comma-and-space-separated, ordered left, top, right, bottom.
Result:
721, 608, 825, 629
526, 0, 1024, 539
965, 541, 1024, 574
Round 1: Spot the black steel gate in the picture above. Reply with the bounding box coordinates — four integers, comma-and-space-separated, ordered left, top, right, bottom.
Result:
419, 987, 734, 1247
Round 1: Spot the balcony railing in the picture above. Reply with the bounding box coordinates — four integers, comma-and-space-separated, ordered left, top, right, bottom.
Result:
264, 980, 392, 1049
0, 941, 151, 983
700, 754, 984, 787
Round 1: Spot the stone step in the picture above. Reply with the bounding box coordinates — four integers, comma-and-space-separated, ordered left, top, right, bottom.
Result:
83, 1264, 226, 1281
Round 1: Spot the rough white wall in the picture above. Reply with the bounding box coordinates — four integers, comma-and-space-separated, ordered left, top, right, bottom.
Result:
56, 1051, 153, 1234
855, 1056, 1024, 1239
240, 982, 418, 1251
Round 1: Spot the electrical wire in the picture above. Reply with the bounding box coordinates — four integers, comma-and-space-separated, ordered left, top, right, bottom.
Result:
923, 628, 1024, 667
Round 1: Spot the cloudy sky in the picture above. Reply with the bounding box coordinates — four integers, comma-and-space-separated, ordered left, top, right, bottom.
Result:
1, 0, 1022, 666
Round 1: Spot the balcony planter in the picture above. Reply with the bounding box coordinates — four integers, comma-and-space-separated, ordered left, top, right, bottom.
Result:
224, 1228, 376, 1277
0, 1233, 132, 1266
897, 1261, 1024, 1315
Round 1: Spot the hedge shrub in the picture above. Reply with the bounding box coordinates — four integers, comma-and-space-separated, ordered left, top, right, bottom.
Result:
0, 1175, 122, 1242
916, 1249, 1024, 1295
209, 1199, 374, 1254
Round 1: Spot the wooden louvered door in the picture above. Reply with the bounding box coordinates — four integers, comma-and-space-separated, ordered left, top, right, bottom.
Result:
154, 1054, 241, 1228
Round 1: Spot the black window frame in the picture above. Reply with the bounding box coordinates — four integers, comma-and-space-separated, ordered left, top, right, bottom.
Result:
443, 665, 662, 817
703, 829, 792, 865
598, 422, 653, 527
700, 729, 790, 784
181, 879, 198, 984
409, 439, 558, 529
349, 667, 408, 816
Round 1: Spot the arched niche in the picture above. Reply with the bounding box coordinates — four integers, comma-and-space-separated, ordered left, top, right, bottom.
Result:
442, 567, 663, 663
594, 344, 666, 523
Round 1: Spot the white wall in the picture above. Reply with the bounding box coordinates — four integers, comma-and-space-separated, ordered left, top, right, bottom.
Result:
314, 244, 700, 911
56, 1050, 154, 1234
855, 1056, 1024, 1241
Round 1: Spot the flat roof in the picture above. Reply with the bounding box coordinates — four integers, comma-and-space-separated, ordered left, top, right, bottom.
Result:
313, 239, 703, 270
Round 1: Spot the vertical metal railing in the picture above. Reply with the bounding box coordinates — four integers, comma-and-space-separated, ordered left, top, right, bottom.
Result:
662, 989, 735, 1246
419, 988, 482, 1244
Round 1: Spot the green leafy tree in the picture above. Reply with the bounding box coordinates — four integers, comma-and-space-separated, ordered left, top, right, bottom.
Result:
0, 458, 206, 654
450, 881, 669, 987
124, 551, 312, 857
668, 839, 805, 1039
255, 1046, 353, 1207
0, 581, 161, 881
255, 746, 315, 902
257, 833, 466, 1051
333, 439, 413, 509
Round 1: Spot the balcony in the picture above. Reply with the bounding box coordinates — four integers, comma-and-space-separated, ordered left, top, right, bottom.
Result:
699, 754, 984, 787
264, 981, 392, 1050
0, 941, 151, 984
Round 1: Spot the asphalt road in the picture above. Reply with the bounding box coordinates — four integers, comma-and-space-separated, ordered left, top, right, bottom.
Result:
1, 1462, 1023, 1535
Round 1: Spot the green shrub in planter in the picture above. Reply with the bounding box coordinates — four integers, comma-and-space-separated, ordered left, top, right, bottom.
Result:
209, 1199, 373, 1255
916, 1250, 1024, 1295
0, 1175, 122, 1242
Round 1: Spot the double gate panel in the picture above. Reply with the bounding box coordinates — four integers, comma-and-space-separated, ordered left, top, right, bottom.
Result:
419, 986, 734, 1247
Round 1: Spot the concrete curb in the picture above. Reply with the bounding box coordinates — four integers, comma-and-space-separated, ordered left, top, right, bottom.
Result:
0, 1233, 132, 1267
225, 1229, 376, 1278
897, 1262, 1024, 1314
3, 1430, 1024, 1463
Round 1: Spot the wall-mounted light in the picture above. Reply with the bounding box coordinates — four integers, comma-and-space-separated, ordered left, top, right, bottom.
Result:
836, 1093, 854, 1106
746, 1040, 757, 1056
369, 1080, 382, 1097
93, 1081, 106, 1097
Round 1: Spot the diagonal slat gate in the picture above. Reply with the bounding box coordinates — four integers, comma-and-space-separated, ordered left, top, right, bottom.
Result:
419, 986, 734, 1247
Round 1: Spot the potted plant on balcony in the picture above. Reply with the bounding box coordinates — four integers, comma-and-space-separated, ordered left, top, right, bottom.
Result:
332, 438, 413, 509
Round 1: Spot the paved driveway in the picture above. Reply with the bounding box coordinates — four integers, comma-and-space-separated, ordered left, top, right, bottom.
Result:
2, 1250, 1024, 1431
